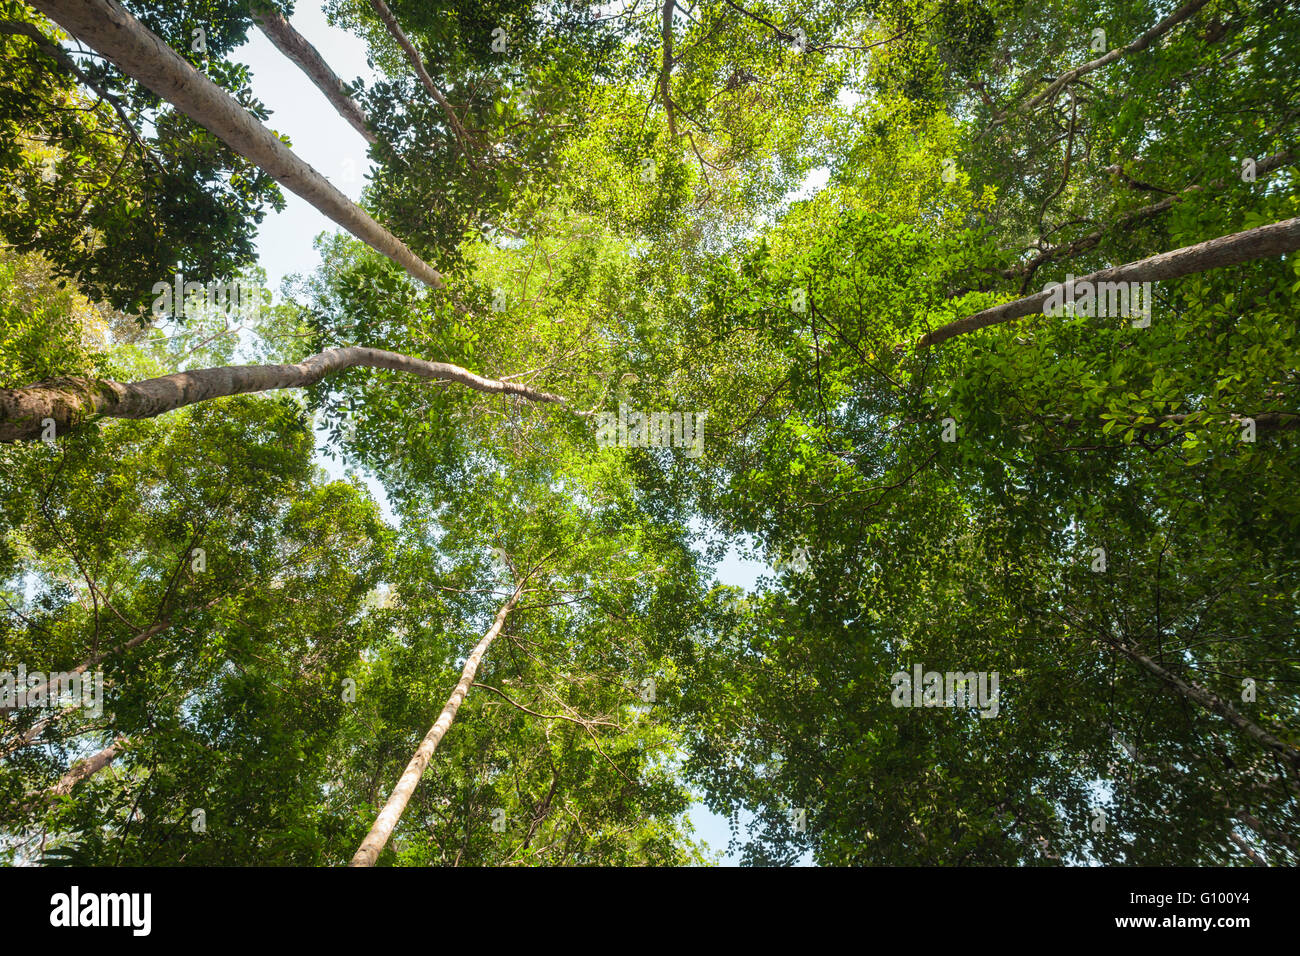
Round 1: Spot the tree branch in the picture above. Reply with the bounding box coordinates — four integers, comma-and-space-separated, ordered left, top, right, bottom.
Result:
368, 0, 477, 158
0, 346, 583, 442
252, 5, 377, 145
915, 216, 1300, 349
997, 0, 1213, 121
660, 0, 677, 140
29, 0, 443, 288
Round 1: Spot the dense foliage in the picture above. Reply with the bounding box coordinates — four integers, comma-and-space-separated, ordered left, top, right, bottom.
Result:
1, 0, 1297, 865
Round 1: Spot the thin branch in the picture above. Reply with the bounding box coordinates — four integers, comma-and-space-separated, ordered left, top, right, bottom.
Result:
368, 0, 477, 158
252, 5, 377, 145
996, 0, 1213, 121
0, 18, 164, 175
472, 682, 618, 729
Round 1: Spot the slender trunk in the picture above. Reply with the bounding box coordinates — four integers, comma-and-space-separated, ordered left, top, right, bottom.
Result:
252, 6, 377, 145
1108, 636, 1300, 771
916, 217, 1300, 348
28, 0, 442, 288
367, 0, 474, 156
660, 1, 677, 139
49, 736, 127, 797
0, 346, 570, 442
350, 587, 524, 866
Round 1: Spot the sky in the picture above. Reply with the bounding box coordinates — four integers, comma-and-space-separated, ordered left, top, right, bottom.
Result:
237, 5, 807, 865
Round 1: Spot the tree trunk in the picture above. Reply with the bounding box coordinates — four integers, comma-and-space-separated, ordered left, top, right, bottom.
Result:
916, 216, 1300, 348
660, 1, 677, 140
0, 346, 571, 442
1109, 636, 1300, 771
49, 736, 127, 797
350, 587, 525, 866
28, 0, 442, 288
252, 6, 377, 145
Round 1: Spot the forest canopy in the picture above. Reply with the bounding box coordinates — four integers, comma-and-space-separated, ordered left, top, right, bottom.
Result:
0, 0, 1297, 867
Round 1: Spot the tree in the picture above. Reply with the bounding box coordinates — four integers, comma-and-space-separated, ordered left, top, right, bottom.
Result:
30, 0, 443, 287
3, 0, 1298, 868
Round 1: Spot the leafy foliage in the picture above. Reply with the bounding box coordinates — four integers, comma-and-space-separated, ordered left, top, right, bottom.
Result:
2, 0, 1298, 866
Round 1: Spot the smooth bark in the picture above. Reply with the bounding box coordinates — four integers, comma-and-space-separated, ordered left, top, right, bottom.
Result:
1001, 150, 1293, 284
49, 736, 126, 797
916, 217, 1300, 349
349, 587, 525, 866
253, 6, 377, 144
367, 0, 474, 155
28, 0, 442, 288
0, 346, 571, 442
1109, 636, 1300, 771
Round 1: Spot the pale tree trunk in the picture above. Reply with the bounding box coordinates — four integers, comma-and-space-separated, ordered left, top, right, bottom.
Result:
49, 736, 127, 797
9, 735, 127, 817
916, 217, 1300, 348
350, 585, 527, 866
0, 346, 573, 442
1108, 636, 1300, 771
252, 6, 376, 145
28, 0, 443, 288
252, 3, 524, 239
